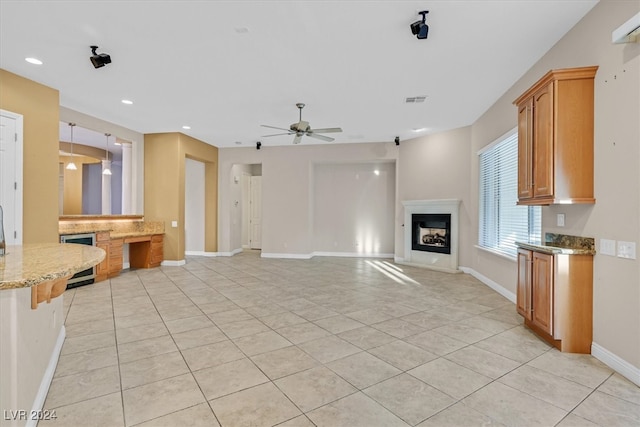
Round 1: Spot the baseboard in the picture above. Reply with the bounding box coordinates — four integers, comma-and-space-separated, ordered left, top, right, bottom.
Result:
459, 266, 517, 303
591, 342, 640, 387
28, 325, 65, 427
185, 251, 219, 257
160, 259, 186, 266
261, 252, 313, 259
261, 252, 394, 260
312, 251, 394, 259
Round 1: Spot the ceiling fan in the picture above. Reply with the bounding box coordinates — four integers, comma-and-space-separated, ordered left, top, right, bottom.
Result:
261, 103, 342, 144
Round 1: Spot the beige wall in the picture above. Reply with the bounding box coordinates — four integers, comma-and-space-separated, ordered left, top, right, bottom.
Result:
218, 142, 398, 256
0, 69, 60, 243
60, 155, 100, 215
469, 0, 640, 370
396, 126, 473, 263
144, 132, 218, 261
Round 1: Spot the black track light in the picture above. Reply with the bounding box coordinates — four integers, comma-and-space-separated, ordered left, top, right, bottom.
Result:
256, 141, 262, 150
395, 136, 400, 146
90, 45, 111, 68
410, 11, 429, 40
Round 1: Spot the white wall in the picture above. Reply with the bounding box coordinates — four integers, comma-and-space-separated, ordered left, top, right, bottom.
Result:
185, 158, 205, 253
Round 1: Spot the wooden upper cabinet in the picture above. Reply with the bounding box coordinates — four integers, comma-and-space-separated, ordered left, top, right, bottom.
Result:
514, 66, 598, 205
517, 99, 534, 200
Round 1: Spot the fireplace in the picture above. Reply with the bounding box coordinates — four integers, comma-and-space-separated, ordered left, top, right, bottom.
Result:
401, 199, 460, 273
412, 214, 451, 254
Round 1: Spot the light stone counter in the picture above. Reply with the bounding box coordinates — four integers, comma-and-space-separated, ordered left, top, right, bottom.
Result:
0, 244, 104, 427
0, 243, 105, 290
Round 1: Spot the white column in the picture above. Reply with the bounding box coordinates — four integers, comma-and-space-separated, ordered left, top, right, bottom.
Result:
121, 142, 132, 214
101, 160, 112, 214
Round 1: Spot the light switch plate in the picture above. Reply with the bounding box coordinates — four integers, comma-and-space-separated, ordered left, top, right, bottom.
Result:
171, 220, 178, 228
600, 239, 616, 256
617, 241, 636, 259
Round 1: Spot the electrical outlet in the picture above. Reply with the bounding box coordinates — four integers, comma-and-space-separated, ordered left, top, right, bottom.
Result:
556, 213, 565, 227
617, 241, 636, 259
600, 239, 616, 256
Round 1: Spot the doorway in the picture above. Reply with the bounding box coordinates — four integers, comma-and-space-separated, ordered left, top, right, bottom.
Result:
185, 158, 205, 254
233, 163, 262, 251
0, 110, 23, 245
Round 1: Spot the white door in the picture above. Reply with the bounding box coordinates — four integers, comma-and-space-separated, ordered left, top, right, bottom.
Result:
249, 176, 262, 249
241, 172, 251, 248
0, 111, 23, 245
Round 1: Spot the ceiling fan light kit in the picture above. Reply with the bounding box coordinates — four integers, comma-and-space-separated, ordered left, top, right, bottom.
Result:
261, 103, 342, 144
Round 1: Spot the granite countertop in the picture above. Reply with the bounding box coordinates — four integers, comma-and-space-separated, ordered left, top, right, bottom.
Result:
0, 243, 105, 290
516, 233, 596, 255
110, 231, 163, 239
59, 219, 165, 237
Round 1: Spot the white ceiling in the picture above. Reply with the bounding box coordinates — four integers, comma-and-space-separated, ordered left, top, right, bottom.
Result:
1, 1, 598, 148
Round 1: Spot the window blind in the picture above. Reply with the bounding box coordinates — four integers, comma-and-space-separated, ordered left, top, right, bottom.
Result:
478, 130, 541, 258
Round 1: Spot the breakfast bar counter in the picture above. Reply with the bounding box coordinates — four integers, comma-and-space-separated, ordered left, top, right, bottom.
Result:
0, 244, 104, 427
0, 243, 105, 290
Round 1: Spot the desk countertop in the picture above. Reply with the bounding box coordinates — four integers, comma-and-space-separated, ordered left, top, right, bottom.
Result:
0, 243, 105, 290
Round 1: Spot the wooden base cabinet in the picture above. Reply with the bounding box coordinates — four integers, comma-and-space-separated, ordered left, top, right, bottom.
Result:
514, 66, 598, 205
129, 234, 164, 269
517, 248, 593, 353
108, 238, 123, 278
95, 232, 110, 282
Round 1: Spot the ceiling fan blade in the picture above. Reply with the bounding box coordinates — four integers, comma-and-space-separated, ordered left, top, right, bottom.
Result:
292, 134, 303, 144
261, 124, 291, 132
262, 132, 293, 137
306, 133, 334, 142
309, 127, 342, 134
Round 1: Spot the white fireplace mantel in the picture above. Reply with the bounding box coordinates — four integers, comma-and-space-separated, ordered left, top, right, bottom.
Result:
400, 199, 461, 273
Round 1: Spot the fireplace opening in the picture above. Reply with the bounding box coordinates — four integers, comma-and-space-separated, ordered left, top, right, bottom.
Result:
412, 213, 451, 254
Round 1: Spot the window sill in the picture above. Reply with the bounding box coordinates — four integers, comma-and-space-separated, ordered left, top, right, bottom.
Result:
474, 245, 517, 262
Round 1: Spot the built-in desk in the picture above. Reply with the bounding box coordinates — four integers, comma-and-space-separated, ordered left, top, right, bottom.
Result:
59, 216, 165, 281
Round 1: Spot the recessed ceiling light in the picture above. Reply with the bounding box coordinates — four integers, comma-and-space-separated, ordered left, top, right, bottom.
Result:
412, 127, 428, 132
182, 125, 191, 130
121, 99, 133, 105
25, 57, 43, 65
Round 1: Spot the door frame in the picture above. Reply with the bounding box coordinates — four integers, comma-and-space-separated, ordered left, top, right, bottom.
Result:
0, 109, 24, 245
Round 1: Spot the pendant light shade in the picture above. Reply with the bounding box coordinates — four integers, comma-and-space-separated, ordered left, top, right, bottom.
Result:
66, 122, 78, 170
103, 132, 112, 176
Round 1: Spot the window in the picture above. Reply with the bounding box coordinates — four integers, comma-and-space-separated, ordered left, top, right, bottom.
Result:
478, 129, 541, 258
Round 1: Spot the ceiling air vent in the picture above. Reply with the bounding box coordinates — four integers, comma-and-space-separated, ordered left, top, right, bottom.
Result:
405, 96, 427, 103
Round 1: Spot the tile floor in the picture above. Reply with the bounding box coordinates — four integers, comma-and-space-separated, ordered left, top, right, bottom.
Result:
42, 252, 640, 427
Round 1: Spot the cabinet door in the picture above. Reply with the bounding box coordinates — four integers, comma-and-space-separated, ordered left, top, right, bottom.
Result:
516, 249, 533, 321
532, 251, 553, 335
517, 99, 534, 200
533, 82, 554, 198
95, 241, 109, 280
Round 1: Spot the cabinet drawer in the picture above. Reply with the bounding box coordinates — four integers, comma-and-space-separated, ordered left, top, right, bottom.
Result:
96, 231, 110, 242
151, 235, 163, 243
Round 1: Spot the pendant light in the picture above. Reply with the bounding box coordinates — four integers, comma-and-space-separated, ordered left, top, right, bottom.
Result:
102, 133, 112, 176
65, 123, 78, 170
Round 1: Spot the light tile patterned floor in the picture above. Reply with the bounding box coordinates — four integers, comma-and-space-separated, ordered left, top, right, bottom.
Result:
42, 252, 640, 426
